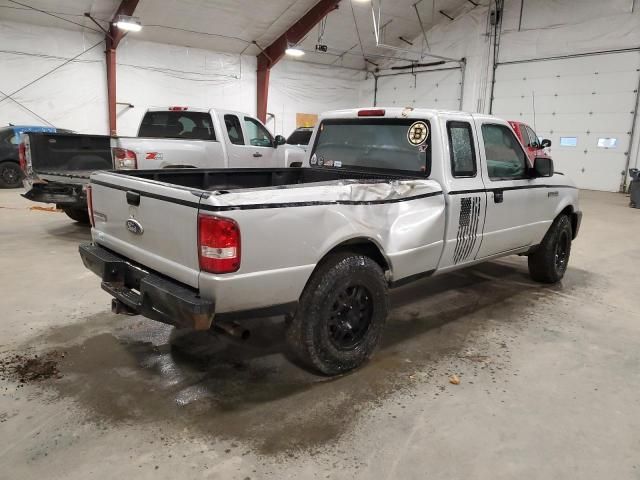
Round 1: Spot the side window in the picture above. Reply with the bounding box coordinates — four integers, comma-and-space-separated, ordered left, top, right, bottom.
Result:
224, 114, 244, 146
525, 126, 539, 148
243, 117, 274, 147
447, 121, 476, 177
482, 124, 528, 180
518, 125, 531, 147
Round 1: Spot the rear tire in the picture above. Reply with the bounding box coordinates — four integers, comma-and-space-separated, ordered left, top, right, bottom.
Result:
528, 214, 572, 283
285, 252, 388, 376
63, 207, 90, 224
0, 161, 23, 188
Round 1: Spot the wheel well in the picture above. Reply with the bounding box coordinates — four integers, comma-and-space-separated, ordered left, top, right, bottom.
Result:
323, 239, 390, 272
559, 205, 578, 239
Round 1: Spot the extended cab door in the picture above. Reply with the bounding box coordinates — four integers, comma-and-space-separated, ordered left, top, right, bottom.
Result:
437, 116, 487, 269
475, 121, 538, 258
221, 114, 280, 168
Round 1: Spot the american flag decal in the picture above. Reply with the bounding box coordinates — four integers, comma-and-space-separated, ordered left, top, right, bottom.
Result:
453, 196, 481, 264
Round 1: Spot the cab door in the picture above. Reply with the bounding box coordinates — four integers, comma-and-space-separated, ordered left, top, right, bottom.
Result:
476, 122, 537, 258
226, 115, 279, 168
437, 116, 487, 270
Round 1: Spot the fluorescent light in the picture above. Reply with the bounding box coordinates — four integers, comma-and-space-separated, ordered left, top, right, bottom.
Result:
114, 14, 142, 32
285, 47, 305, 57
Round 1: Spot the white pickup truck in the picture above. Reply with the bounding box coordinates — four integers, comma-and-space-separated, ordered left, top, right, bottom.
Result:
79, 107, 582, 376
22, 107, 299, 222
111, 107, 299, 169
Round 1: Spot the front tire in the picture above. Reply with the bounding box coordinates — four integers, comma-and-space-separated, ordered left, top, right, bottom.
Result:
0, 161, 23, 188
63, 207, 90, 224
286, 252, 389, 376
528, 214, 572, 283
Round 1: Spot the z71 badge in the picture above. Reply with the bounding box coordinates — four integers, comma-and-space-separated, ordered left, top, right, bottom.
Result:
407, 121, 429, 146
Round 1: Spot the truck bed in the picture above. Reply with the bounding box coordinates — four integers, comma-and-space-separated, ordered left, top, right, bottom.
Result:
114, 166, 422, 192
27, 132, 112, 178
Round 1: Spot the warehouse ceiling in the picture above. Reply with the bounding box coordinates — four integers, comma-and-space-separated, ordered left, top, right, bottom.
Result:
0, 0, 478, 69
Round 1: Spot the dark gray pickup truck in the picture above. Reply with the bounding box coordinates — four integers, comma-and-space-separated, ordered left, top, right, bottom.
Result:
21, 132, 112, 223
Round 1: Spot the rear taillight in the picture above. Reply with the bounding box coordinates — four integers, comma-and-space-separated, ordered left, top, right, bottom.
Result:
86, 184, 95, 227
18, 143, 26, 172
358, 109, 386, 117
168, 106, 188, 111
198, 214, 240, 274
113, 148, 138, 169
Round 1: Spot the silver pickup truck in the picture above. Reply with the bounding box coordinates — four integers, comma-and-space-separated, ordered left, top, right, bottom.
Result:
79, 107, 582, 376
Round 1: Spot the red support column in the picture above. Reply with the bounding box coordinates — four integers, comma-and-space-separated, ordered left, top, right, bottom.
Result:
256, 0, 340, 123
105, 0, 140, 135
256, 61, 270, 123
106, 47, 117, 136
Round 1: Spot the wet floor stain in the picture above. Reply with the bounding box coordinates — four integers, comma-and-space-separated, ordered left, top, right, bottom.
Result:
4, 259, 594, 456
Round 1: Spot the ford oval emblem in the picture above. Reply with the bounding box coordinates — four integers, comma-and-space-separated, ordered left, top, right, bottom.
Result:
125, 218, 144, 235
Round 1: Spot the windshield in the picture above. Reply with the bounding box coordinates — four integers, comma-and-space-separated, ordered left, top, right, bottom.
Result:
138, 111, 216, 140
287, 129, 313, 145
310, 118, 431, 175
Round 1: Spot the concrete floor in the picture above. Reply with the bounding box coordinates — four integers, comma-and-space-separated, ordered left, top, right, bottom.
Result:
0, 188, 638, 479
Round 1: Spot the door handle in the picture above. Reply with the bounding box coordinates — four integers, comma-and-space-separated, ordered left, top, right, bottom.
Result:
253, 152, 263, 158
493, 190, 504, 203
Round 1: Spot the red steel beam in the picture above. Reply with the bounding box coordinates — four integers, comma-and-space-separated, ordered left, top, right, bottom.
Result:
256, 0, 340, 122
106, 0, 140, 135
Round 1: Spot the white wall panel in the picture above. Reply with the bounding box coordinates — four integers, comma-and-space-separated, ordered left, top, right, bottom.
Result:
267, 61, 369, 137
493, 51, 640, 191
375, 68, 462, 110
0, 21, 107, 134
116, 38, 256, 136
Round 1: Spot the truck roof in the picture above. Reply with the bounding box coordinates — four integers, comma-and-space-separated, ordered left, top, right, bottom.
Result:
319, 107, 504, 123
145, 107, 253, 118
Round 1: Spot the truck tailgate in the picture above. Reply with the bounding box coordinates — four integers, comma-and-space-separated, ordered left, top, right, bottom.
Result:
112, 137, 225, 169
90, 172, 202, 288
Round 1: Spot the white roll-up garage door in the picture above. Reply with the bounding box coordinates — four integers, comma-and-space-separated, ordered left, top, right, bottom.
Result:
375, 67, 462, 111
492, 51, 640, 192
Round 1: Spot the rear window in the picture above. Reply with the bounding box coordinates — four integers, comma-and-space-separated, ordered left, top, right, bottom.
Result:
138, 111, 216, 141
310, 118, 431, 175
287, 129, 313, 145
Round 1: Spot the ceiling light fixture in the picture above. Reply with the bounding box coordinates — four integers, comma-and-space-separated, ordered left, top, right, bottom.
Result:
285, 44, 305, 57
114, 14, 142, 32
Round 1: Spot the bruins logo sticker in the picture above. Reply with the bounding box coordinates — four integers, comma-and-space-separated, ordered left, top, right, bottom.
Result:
407, 121, 429, 146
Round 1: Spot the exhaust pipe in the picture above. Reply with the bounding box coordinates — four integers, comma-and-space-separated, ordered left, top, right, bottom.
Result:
214, 320, 250, 341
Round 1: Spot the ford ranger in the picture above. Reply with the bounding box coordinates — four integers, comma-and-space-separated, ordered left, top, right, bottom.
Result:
79, 107, 582, 376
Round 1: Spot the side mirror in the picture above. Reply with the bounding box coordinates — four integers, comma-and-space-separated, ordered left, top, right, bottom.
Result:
540, 138, 552, 148
274, 135, 286, 147
531, 157, 554, 177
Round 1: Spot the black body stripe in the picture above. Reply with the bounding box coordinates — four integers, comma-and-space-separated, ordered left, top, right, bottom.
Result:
449, 184, 576, 195
91, 179, 443, 211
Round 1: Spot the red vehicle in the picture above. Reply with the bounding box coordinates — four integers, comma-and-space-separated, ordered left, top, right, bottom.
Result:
509, 120, 552, 166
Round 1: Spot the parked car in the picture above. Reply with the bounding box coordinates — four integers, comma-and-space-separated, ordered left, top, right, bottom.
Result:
0, 125, 72, 188
286, 127, 314, 148
79, 107, 581, 376
509, 120, 552, 165
282, 126, 314, 167
21, 107, 294, 222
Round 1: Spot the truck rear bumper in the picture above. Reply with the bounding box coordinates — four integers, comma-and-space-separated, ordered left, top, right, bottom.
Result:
79, 243, 215, 330
23, 181, 86, 208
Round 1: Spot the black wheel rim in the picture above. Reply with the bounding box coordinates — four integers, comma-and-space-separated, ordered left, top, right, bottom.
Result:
555, 230, 570, 272
327, 285, 374, 350
1, 165, 19, 185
